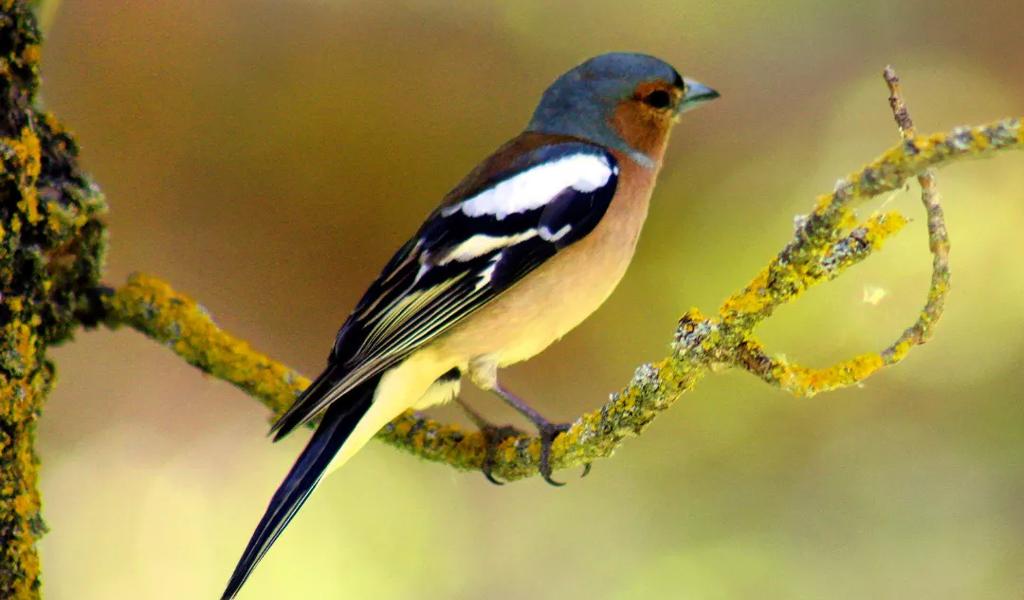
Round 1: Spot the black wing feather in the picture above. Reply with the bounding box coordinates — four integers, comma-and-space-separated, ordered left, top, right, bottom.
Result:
270, 142, 618, 439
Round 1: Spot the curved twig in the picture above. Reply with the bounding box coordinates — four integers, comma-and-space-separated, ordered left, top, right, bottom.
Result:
880, 65, 950, 362
729, 65, 957, 394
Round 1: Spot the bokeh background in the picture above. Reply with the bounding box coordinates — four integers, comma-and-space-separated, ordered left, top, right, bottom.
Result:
33, 1, 1022, 598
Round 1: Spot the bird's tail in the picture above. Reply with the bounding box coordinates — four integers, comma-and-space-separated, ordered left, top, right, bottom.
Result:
220, 371, 381, 600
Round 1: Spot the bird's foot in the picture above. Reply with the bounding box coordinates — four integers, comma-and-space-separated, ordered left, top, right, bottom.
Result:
483, 383, 590, 485
536, 421, 590, 486
478, 423, 525, 485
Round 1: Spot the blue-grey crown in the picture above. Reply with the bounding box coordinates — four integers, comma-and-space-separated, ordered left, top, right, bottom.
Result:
526, 53, 682, 161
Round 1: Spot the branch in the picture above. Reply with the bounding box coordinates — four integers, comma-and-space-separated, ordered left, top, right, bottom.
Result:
101, 110, 1022, 481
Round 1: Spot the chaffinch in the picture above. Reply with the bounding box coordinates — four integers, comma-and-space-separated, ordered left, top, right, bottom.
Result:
222, 52, 718, 598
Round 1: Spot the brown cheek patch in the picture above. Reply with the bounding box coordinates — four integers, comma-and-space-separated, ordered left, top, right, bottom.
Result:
609, 100, 672, 160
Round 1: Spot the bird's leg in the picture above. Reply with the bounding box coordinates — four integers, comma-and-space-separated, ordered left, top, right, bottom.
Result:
489, 382, 590, 486
454, 397, 524, 486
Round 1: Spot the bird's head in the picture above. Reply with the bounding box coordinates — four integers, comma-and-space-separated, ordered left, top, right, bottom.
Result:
526, 52, 718, 168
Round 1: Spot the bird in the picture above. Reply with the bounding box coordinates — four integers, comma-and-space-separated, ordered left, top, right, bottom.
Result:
221, 51, 718, 599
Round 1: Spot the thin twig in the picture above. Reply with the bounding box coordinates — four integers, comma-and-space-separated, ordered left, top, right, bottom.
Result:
725, 67, 964, 395
880, 65, 950, 362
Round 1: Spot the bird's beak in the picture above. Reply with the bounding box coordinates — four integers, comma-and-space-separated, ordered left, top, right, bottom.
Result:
678, 78, 719, 113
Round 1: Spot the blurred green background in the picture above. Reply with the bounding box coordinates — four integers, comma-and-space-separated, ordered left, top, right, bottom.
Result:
34, 1, 1022, 598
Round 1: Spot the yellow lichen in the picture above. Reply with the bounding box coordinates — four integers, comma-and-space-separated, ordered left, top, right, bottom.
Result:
863, 211, 909, 248
11, 493, 34, 518
813, 193, 835, 212
19, 44, 39, 66
778, 353, 885, 397
15, 188, 40, 225
46, 211, 62, 234
837, 206, 858, 230
885, 338, 915, 364
10, 128, 40, 175
18, 129, 41, 225
12, 323, 35, 367
719, 268, 771, 319
41, 112, 62, 133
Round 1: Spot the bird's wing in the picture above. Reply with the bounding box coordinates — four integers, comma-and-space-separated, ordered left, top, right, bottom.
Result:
270, 139, 619, 438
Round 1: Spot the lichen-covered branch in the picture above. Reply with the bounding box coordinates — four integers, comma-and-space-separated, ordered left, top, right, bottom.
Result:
722, 66, 961, 395
0, 3, 107, 598
100, 112, 1022, 482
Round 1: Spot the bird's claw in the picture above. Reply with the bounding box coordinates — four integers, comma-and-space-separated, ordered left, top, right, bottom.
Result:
538, 422, 589, 486
478, 424, 525, 485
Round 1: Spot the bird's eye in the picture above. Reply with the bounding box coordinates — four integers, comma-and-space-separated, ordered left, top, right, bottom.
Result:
642, 90, 672, 109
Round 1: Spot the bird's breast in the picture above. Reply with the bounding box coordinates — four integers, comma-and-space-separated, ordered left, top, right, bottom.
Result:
434, 158, 659, 367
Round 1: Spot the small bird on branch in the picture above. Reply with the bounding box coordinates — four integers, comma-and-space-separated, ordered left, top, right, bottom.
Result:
222, 52, 718, 599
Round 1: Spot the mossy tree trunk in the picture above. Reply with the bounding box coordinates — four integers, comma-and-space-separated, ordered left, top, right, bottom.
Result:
0, 3, 107, 597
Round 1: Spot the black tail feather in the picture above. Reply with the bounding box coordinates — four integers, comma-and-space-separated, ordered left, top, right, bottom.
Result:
221, 373, 379, 599
269, 366, 343, 441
